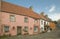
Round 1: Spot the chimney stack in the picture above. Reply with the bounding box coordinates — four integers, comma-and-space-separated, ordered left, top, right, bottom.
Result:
29, 6, 33, 10
45, 15, 48, 18
40, 12, 45, 16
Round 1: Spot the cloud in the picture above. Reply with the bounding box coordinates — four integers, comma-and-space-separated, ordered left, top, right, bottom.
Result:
48, 13, 60, 21
49, 5, 56, 12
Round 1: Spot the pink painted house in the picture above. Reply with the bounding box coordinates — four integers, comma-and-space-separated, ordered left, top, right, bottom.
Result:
0, 1, 40, 36
0, 1, 55, 36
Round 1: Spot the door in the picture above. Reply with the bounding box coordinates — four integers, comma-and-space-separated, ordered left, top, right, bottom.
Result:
17, 26, 22, 35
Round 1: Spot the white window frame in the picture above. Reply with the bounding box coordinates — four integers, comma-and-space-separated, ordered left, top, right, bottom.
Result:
34, 26, 38, 32
4, 26, 9, 32
10, 15, 16, 22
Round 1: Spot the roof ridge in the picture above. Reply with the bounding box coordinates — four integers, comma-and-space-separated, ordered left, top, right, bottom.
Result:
1, 1, 40, 19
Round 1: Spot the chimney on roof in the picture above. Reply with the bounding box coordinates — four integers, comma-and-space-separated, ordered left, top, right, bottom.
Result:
45, 15, 48, 18
29, 6, 33, 10
40, 12, 45, 16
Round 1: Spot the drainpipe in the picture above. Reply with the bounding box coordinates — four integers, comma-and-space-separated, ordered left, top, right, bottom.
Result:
0, 0, 2, 36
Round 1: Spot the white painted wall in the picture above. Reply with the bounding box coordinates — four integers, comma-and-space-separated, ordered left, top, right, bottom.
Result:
48, 22, 49, 25
39, 19, 50, 32
40, 19, 45, 32
45, 21, 48, 25
45, 21, 49, 26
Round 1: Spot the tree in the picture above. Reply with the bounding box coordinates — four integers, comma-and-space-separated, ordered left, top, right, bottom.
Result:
57, 19, 60, 24
56, 19, 60, 28
53, 21, 57, 24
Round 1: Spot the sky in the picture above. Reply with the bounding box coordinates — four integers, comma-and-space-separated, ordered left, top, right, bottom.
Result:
3, 0, 60, 21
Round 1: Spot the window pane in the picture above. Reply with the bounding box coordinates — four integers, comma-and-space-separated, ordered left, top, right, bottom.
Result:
24, 26, 28, 32
34, 19, 38, 23
10, 15, 15, 22
24, 17, 28, 23
4, 26, 9, 32
41, 20, 43, 25
34, 26, 38, 32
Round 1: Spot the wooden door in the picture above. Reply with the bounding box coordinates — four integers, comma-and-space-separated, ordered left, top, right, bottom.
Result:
17, 26, 22, 35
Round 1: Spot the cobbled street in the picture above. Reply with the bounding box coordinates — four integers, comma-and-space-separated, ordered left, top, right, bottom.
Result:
0, 28, 60, 39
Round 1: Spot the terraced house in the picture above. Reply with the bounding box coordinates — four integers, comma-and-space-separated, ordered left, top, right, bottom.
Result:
0, 1, 56, 36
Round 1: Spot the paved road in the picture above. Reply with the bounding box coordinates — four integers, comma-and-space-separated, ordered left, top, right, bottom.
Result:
0, 28, 60, 39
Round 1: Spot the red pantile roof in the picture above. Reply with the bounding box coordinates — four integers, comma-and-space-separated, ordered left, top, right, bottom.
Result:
1, 1, 49, 20
1, 1, 40, 19
39, 14, 47, 20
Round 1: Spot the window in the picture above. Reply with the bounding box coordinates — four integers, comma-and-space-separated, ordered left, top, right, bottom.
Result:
24, 26, 28, 32
34, 19, 38, 23
34, 26, 38, 32
41, 27, 44, 31
48, 22, 49, 25
4, 26, 9, 32
24, 17, 28, 23
44, 21, 46, 25
10, 15, 16, 22
41, 20, 43, 25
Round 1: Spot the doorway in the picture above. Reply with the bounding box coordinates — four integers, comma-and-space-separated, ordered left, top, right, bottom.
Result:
17, 26, 22, 35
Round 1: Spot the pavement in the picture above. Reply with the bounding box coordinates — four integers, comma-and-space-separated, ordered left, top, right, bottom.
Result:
0, 28, 60, 39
